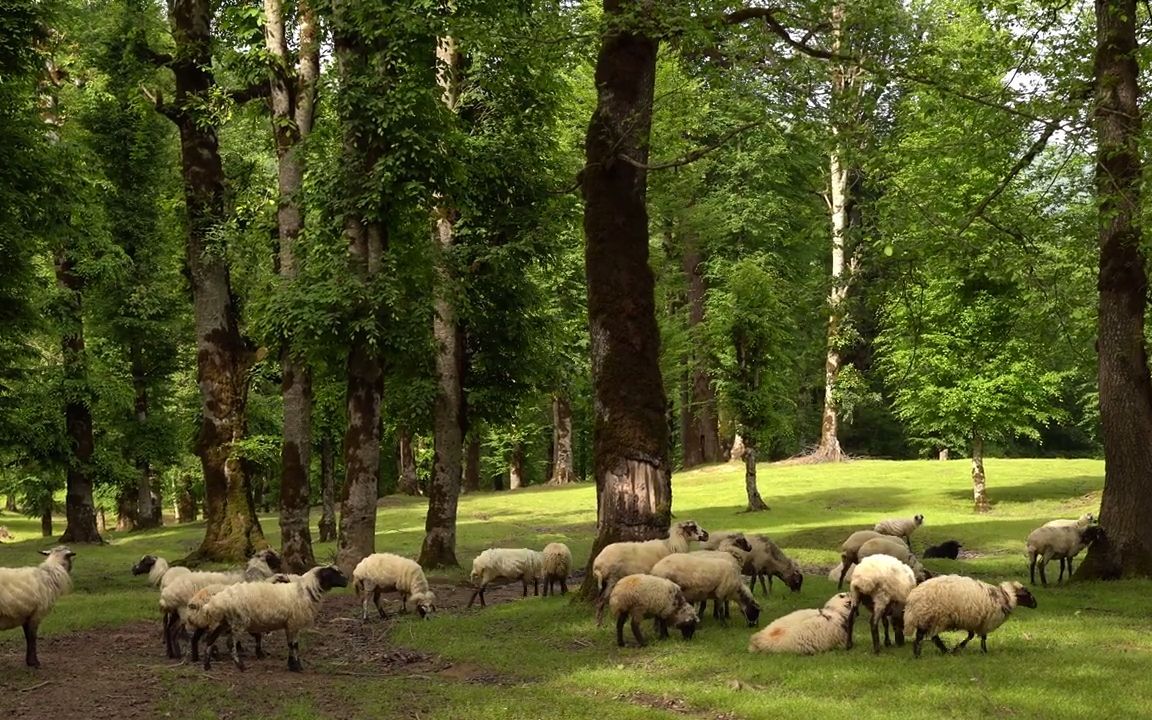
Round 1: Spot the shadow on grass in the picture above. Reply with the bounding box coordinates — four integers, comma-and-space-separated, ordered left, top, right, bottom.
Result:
944, 475, 1102, 506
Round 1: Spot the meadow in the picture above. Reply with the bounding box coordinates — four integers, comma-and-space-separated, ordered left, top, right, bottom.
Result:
1, 458, 1148, 720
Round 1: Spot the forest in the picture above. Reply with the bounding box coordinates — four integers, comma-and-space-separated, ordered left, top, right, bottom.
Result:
2, 0, 1151, 586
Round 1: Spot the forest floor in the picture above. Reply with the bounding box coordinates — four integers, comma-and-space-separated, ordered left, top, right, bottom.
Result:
1, 458, 1150, 720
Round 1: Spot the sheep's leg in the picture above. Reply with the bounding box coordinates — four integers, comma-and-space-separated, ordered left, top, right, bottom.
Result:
630, 618, 646, 647
190, 627, 204, 662
1066, 556, 1075, 581
931, 635, 949, 654
595, 581, 612, 627
466, 587, 481, 609
202, 625, 222, 670
542, 578, 550, 597
912, 628, 926, 658
837, 558, 851, 590
845, 604, 856, 651
1038, 557, 1049, 586
882, 614, 892, 648
615, 613, 628, 647
230, 632, 247, 671
953, 631, 975, 653
286, 631, 302, 672
979, 634, 988, 653
655, 618, 669, 639
559, 578, 568, 595
533, 578, 540, 596
763, 575, 771, 595
522, 578, 529, 597
252, 633, 265, 660
1028, 552, 1037, 585
163, 611, 177, 658
480, 587, 487, 607
700, 600, 711, 619
22, 621, 38, 668
373, 589, 388, 620
894, 619, 906, 647
869, 615, 882, 655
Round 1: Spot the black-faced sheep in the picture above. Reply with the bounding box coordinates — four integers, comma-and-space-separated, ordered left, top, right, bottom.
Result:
353, 553, 436, 620
903, 575, 1037, 657
607, 573, 699, 647
0, 546, 76, 668
131, 555, 192, 590
1025, 524, 1105, 586
747, 593, 854, 655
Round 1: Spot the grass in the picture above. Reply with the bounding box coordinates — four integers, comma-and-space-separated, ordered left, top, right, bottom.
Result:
2, 458, 1149, 720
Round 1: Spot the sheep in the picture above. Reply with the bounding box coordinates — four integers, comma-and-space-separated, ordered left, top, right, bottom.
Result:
1042, 513, 1095, 529
829, 562, 854, 584
903, 575, 1037, 657
201, 564, 348, 672
857, 536, 930, 582
591, 520, 709, 624
703, 532, 803, 595
836, 530, 885, 589
607, 573, 699, 647
747, 593, 854, 655
158, 548, 282, 658
468, 548, 545, 608
541, 542, 572, 596
847, 554, 917, 654
873, 514, 924, 546
923, 540, 963, 560
1025, 524, 1105, 586
0, 546, 75, 668
651, 540, 761, 627
353, 553, 436, 621
131, 554, 192, 590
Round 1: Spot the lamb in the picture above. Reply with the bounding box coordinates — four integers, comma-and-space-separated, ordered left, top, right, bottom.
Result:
352, 553, 436, 620
200, 564, 348, 672
1042, 513, 1095, 529
607, 573, 699, 647
0, 546, 75, 668
857, 536, 929, 582
873, 514, 924, 546
541, 542, 572, 596
923, 540, 962, 560
747, 593, 854, 655
903, 575, 1037, 657
703, 532, 803, 594
131, 554, 192, 590
592, 520, 709, 624
1025, 524, 1105, 586
468, 548, 545, 608
836, 530, 885, 589
651, 539, 761, 627
847, 554, 917, 654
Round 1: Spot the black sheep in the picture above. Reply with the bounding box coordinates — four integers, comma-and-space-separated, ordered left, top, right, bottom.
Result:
922, 540, 962, 560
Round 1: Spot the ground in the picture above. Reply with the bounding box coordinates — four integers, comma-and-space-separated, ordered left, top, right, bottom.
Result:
1, 458, 1150, 720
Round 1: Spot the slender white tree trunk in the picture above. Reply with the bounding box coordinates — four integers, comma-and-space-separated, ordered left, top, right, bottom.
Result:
971, 433, 989, 512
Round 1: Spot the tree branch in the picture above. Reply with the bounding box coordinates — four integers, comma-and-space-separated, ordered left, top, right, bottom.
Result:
140, 84, 181, 122
618, 121, 760, 171
227, 81, 271, 105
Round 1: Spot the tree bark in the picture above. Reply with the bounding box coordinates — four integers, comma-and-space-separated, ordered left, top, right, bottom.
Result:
266, 0, 319, 574
729, 433, 746, 462
420, 31, 464, 569
578, 0, 671, 599
4, 495, 16, 512
464, 434, 481, 492
40, 510, 52, 538
54, 250, 102, 544
680, 233, 721, 467
175, 472, 196, 523
971, 433, 990, 512
550, 395, 575, 484
509, 442, 525, 490
743, 443, 769, 511
132, 375, 160, 530
116, 485, 138, 532
165, 0, 265, 562
397, 428, 421, 496
1079, 0, 1152, 579
317, 434, 337, 542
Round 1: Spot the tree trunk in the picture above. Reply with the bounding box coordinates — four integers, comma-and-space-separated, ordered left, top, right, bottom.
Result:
1079, 0, 1152, 579
971, 433, 990, 512
509, 442, 525, 490
164, 0, 265, 562
464, 434, 481, 492
130, 375, 160, 529
938, 448, 949, 461
40, 510, 52, 538
317, 435, 337, 542
116, 485, 138, 532
680, 232, 721, 467
420, 32, 464, 570
175, 472, 197, 523
54, 250, 102, 544
337, 332, 383, 576
743, 443, 769, 511
578, 1, 671, 599
550, 395, 575, 484
397, 428, 420, 496
729, 433, 746, 462
266, 0, 319, 574
4, 495, 16, 512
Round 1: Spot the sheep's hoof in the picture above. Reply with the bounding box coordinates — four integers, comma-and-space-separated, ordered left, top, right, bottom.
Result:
288, 660, 303, 672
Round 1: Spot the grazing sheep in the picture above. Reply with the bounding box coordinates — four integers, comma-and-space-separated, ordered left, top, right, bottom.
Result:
0, 546, 75, 668
652, 543, 761, 627
1025, 524, 1105, 586
837, 530, 885, 589
541, 542, 572, 596
607, 574, 699, 647
201, 564, 348, 672
1042, 513, 1095, 529
747, 593, 854, 655
468, 548, 545, 608
592, 521, 709, 625
131, 554, 192, 590
857, 536, 929, 582
353, 553, 436, 620
703, 532, 803, 594
847, 554, 917, 654
903, 575, 1037, 657
923, 540, 962, 560
873, 514, 924, 546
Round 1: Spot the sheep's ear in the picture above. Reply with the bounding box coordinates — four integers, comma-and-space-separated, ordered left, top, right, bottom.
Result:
40, 550, 50, 556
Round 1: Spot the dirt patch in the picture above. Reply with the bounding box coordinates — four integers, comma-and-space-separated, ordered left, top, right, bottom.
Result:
618, 691, 739, 720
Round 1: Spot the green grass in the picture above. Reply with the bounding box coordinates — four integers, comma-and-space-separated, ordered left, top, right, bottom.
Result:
2, 458, 1148, 720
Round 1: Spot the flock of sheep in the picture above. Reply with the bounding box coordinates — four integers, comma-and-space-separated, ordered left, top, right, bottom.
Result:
0, 509, 1105, 671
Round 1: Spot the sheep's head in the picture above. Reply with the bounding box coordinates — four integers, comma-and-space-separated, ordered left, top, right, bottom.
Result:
727, 533, 753, 553
780, 568, 804, 592
314, 565, 348, 591
41, 545, 76, 573
670, 591, 700, 639
913, 514, 925, 526
1004, 581, 1038, 609
742, 598, 761, 627
822, 592, 854, 619
1081, 525, 1106, 546
131, 554, 158, 575
251, 548, 284, 572
676, 521, 708, 543
412, 591, 437, 619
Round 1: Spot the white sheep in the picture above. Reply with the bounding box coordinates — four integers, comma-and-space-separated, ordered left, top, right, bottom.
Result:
591, 520, 709, 625
847, 554, 917, 654
857, 536, 929, 582
903, 575, 1037, 657
468, 548, 545, 608
836, 530, 884, 589
873, 514, 924, 546
131, 554, 192, 590
747, 592, 854, 655
1025, 524, 1105, 586
607, 573, 699, 647
651, 551, 761, 627
201, 564, 348, 672
1042, 513, 1095, 529
541, 542, 572, 596
828, 562, 854, 584
702, 532, 803, 595
353, 553, 436, 620
0, 546, 75, 668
